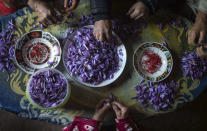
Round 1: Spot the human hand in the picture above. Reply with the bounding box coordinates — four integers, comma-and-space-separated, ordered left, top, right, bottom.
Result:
28, 0, 58, 25
112, 101, 129, 120
127, 1, 148, 20
93, 20, 112, 42
188, 11, 207, 45
92, 99, 111, 121
196, 44, 207, 58
64, 0, 80, 12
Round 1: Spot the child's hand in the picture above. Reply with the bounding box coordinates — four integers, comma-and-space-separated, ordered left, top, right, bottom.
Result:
92, 99, 111, 121
64, 0, 80, 11
112, 101, 128, 120
188, 11, 207, 46
127, 1, 148, 20
28, 0, 58, 25
93, 19, 112, 42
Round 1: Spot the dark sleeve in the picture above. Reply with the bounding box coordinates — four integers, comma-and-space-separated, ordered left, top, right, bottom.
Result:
90, 0, 111, 22
136, 0, 184, 14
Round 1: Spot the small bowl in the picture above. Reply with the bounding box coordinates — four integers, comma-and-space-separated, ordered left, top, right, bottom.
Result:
63, 25, 127, 87
133, 42, 173, 82
26, 68, 71, 109
15, 30, 61, 74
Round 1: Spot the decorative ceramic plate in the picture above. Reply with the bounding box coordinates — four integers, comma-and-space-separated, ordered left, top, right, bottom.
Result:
133, 42, 173, 82
15, 30, 61, 74
63, 25, 127, 87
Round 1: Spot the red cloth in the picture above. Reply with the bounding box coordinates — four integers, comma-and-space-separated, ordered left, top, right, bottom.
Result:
115, 117, 139, 131
63, 116, 139, 131
0, 0, 16, 15
63, 117, 100, 131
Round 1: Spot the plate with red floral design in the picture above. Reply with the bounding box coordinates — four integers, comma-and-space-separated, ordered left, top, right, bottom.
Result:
15, 30, 61, 74
133, 42, 173, 82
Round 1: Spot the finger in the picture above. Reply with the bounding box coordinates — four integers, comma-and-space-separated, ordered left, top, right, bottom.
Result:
127, 7, 135, 15
135, 13, 144, 20
45, 18, 53, 25
112, 104, 121, 115
196, 46, 204, 57
41, 19, 49, 27
96, 99, 107, 110
199, 31, 206, 43
51, 10, 59, 22
112, 101, 126, 109
112, 104, 122, 118
105, 30, 112, 42
188, 30, 197, 45
66, 0, 79, 11
130, 11, 140, 19
64, 0, 69, 8
96, 33, 101, 41
47, 16, 56, 24
99, 32, 106, 42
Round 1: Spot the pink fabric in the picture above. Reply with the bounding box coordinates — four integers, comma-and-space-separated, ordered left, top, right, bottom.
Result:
116, 117, 139, 131
0, 0, 16, 15
63, 116, 139, 131
63, 117, 100, 131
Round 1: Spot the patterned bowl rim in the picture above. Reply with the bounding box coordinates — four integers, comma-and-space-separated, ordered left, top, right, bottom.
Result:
133, 42, 173, 82
14, 30, 61, 74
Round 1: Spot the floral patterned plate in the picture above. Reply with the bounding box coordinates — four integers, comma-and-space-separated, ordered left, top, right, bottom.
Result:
133, 42, 173, 82
15, 30, 61, 74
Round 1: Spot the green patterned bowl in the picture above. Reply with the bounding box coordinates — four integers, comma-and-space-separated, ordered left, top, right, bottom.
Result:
26, 68, 71, 109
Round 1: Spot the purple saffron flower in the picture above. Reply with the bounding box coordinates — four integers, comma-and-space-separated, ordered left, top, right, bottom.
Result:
68, 0, 72, 7
133, 80, 178, 111
29, 69, 68, 108
181, 51, 207, 80
64, 27, 120, 85
0, 19, 16, 72
111, 16, 145, 42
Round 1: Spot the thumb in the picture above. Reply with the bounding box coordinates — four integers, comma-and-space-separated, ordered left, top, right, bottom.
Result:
112, 104, 120, 116
98, 103, 111, 115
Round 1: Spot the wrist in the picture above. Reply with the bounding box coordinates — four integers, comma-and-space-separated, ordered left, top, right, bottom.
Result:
27, 0, 37, 9
92, 115, 102, 121
196, 11, 207, 23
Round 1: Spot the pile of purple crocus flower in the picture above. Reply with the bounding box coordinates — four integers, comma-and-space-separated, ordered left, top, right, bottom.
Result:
64, 27, 119, 85
29, 69, 67, 108
181, 51, 207, 80
133, 80, 178, 111
0, 20, 16, 72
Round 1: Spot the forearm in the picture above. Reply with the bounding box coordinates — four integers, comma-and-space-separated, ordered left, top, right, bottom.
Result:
90, 0, 111, 21
116, 117, 140, 131
136, 0, 182, 14
196, 10, 207, 21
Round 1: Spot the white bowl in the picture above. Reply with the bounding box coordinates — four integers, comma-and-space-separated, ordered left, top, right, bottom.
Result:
63, 25, 127, 87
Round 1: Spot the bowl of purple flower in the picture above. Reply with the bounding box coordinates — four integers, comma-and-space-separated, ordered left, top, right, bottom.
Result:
26, 68, 70, 109
63, 25, 127, 87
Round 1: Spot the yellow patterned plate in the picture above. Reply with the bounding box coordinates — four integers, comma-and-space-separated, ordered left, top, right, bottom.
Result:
133, 42, 173, 82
